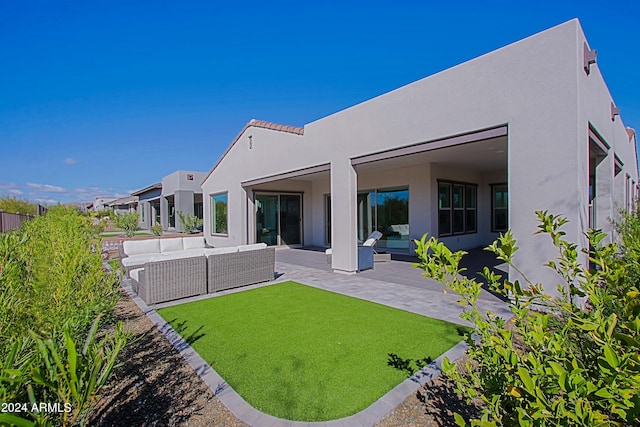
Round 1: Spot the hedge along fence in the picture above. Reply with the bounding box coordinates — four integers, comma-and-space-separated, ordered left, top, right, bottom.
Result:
0, 206, 129, 426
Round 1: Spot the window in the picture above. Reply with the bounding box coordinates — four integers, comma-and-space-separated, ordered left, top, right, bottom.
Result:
325, 187, 410, 250
187, 173, 194, 181
492, 184, 508, 232
438, 181, 477, 236
140, 204, 145, 222
211, 193, 228, 235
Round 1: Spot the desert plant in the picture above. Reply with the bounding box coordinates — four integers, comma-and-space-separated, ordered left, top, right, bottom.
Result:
177, 211, 203, 234
414, 210, 640, 426
29, 317, 130, 426
7, 207, 120, 339
0, 207, 128, 426
150, 223, 163, 236
0, 318, 129, 427
113, 211, 140, 238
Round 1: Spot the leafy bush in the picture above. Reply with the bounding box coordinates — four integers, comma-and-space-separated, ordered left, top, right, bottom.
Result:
113, 211, 140, 237
177, 211, 203, 234
414, 210, 640, 426
0, 195, 37, 216
150, 224, 163, 236
0, 207, 127, 426
2, 207, 120, 339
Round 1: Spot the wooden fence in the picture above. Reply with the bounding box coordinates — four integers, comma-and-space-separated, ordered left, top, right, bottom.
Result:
0, 211, 34, 233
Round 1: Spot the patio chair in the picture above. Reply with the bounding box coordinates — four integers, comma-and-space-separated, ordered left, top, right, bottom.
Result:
361, 230, 383, 252
325, 230, 383, 271
325, 230, 382, 256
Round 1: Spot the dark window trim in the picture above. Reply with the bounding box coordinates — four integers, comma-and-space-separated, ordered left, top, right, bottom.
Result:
491, 183, 508, 232
437, 180, 478, 237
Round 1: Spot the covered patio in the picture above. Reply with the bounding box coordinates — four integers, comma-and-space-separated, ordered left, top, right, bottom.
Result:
274, 246, 509, 308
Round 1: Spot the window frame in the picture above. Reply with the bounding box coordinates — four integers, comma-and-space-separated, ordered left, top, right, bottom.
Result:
210, 192, 229, 236
491, 183, 508, 233
437, 180, 477, 237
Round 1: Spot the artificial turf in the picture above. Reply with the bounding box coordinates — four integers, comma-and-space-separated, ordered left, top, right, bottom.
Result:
157, 281, 465, 421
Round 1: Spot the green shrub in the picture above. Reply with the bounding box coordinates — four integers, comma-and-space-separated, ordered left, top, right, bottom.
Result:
0, 319, 129, 427
113, 211, 140, 238
0, 207, 127, 426
30, 318, 129, 426
177, 211, 203, 234
0, 195, 37, 216
414, 210, 640, 426
150, 224, 163, 236
4, 207, 120, 339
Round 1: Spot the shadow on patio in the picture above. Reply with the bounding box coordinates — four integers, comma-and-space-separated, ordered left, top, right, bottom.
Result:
275, 246, 509, 303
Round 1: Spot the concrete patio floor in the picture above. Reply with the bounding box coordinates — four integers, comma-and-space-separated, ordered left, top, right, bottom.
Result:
271, 246, 511, 327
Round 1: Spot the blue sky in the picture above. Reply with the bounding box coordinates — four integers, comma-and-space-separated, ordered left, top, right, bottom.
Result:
1, 1, 638, 204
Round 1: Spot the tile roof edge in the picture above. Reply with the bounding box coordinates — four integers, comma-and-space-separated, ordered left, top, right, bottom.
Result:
202, 119, 305, 185
248, 119, 305, 135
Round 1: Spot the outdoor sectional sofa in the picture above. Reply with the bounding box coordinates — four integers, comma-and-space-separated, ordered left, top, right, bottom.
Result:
120, 237, 275, 305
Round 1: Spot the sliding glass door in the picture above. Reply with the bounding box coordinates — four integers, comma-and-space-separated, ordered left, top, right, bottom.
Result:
255, 193, 302, 246
324, 187, 409, 251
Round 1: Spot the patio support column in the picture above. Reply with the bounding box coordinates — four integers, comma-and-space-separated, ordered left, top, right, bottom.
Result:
160, 197, 169, 230
139, 200, 150, 229
245, 188, 255, 244
330, 158, 358, 273
174, 190, 194, 233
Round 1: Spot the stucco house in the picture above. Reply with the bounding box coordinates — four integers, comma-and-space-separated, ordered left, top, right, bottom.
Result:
133, 170, 207, 233
108, 195, 139, 215
91, 196, 117, 212
201, 19, 638, 296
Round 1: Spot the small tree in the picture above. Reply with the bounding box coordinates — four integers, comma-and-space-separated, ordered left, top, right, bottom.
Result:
113, 211, 140, 237
177, 211, 203, 234
414, 210, 640, 426
151, 224, 163, 236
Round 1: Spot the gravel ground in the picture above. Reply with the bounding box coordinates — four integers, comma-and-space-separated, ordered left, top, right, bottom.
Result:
89, 289, 478, 426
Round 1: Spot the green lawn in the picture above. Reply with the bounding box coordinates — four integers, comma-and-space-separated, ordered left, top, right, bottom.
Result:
157, 281, 465, 421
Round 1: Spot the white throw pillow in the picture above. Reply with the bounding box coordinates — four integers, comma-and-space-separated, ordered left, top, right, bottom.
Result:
160, 238, 184, 253
183, 237, 205, 250
123, 239, 160, 256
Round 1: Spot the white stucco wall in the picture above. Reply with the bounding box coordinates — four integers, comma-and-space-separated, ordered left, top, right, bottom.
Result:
162, 170, 207, 195
201, 19, 638, 295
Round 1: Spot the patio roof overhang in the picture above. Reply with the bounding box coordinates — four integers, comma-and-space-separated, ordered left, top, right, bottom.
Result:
352, 125, 508, 173
241, 126, 508, 188
242, 163, 331, 187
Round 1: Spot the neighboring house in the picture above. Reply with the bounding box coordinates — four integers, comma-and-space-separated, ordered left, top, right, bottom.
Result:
133, 170, 207, 233
132, 183, 162, 230
201, 19, 639, 296
91, 197, 117, 212
108, 195, 139, 215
